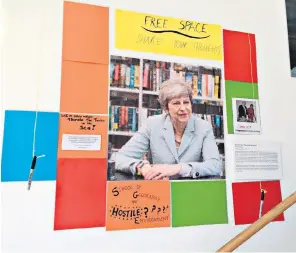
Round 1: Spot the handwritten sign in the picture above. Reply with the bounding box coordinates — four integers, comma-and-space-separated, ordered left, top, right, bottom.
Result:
60, 113, 105, 131
106, 181, 171, 230
58, 113, 108, 158
115, 9, 222, 60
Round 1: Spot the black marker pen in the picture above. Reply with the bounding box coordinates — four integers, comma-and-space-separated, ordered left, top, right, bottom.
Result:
259, 190, 266, 218
27, 154, 45, 190
27, 156, 37, 190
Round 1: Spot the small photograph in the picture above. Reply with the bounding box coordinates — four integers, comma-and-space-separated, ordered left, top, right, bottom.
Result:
236, 99, 257, 123
107, 55, 226, 182
232, 98, 261, 134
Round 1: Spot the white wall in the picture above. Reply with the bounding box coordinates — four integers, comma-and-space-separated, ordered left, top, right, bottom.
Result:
1, 0, 296, 252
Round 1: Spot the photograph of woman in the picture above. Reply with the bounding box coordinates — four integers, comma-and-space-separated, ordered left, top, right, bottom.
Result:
111, 78, 223, 181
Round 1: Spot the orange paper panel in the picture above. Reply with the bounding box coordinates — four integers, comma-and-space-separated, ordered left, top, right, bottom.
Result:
58, 113, 108, 158
106, 181, 171, 231
60, 61, 109, 114
62, 2, 109, 64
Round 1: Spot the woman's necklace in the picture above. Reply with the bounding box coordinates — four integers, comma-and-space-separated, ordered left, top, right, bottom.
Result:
175, 139, 181, 145
174, 126, 184, 147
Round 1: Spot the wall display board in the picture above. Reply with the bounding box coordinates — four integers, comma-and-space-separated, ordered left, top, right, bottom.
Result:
1, 1, 285, 236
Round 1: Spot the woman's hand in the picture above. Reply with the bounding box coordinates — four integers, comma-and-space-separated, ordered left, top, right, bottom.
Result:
141, 164, 167, 180
141, 164, 154, 178
142, 164, 181, 180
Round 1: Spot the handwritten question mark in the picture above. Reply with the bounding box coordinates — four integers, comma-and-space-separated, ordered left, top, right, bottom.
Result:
143, 207, 149, 218
157, 207, 161, 215
151, 205, 156, 213
163, 206, 166, 213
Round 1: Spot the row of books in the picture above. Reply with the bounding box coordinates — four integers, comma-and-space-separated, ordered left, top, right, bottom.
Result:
143, 61, 222, 99
180, 66, 222, 99
196, 114, 224, 139
110, 57, 141, 88
109, 56, 222, 99
109, 106, 138, 132
143, 60, 171, 92
192, 102, 223, 115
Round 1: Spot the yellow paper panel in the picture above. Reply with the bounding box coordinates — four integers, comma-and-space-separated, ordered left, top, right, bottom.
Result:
115, 9, 222, 61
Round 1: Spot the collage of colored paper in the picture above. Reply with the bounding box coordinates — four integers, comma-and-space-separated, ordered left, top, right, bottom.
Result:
1, 1, 285, 231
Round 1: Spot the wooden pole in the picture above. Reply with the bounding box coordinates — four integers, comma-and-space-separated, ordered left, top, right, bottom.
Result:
217, 191, 296, 252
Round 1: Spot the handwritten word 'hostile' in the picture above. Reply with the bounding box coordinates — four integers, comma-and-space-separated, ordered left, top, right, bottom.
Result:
110, 206, 141, 224
110, 205, 170, 224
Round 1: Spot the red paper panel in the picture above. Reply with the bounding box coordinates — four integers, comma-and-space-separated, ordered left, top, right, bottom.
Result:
223, 29, 258, 83
54, 158, 107, 230
232, 181, 284, 225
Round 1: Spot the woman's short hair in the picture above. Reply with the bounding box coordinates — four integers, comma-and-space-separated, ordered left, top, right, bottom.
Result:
158, 78, 193, 110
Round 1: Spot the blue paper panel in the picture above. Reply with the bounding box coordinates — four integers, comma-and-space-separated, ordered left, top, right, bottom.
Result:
1, 110, 59, 182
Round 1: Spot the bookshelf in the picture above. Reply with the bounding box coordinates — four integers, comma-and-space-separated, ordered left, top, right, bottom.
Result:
108, 55, 225, 154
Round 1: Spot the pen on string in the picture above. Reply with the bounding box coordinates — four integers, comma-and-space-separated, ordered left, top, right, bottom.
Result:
27, 154, 45, 190
259, 188, 267, 218
27, 10, 45, 191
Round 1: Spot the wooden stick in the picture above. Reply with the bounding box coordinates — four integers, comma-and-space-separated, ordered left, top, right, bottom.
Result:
217, 191, 296, 252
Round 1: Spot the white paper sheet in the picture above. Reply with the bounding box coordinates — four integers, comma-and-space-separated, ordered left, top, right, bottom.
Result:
62, 134, 101, 151
233, 140, 283, 180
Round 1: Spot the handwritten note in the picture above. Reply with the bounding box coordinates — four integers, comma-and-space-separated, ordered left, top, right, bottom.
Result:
115, 9, 222, 60
106, 181, 171, 230
58, 113, 108, 158
60, 113, 105, 131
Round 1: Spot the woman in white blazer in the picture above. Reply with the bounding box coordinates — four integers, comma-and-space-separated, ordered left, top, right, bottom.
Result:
113, 78, 222, 180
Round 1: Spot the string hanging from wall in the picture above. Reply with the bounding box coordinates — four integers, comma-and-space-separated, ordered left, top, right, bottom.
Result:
27, 9, 46, 190
247, 33, 267, 218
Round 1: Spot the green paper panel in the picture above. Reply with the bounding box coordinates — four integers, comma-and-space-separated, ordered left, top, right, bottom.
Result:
171, 181, 228, 227
225, 80, 259, 134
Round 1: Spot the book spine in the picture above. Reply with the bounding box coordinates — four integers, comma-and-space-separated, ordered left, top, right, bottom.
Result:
110, 63, 114, 85
114, 64, 120, 86
134, 65, 140, 88
120, 63, 126, 88
128, 108, 133, 131
125, 65, 130, 88
130, 65, 135, 89
132, 108, 137, 132
113, 106, 119, 131
143, 63, 149, 89
156, 61, 160, 91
